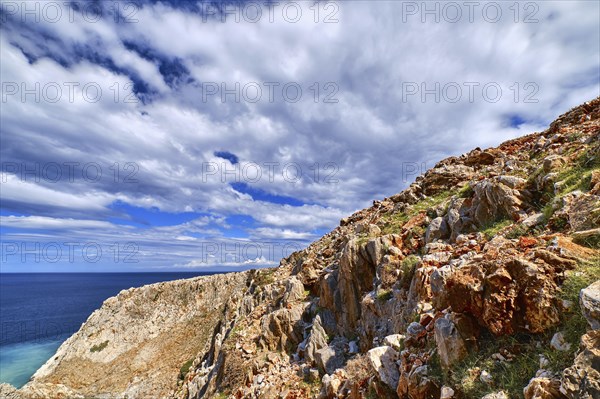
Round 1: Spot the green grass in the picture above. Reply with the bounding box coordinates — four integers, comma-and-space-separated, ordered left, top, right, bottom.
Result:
376, 289, 393, 301
179, 358, 195, 380
255, 268, 276, 286
505, 224, 530, 240
458, 184, 474, 198
399, 255, 420, 288
379, 190, 457, 236
480, 219, 512, 240
90, 340, 109, 353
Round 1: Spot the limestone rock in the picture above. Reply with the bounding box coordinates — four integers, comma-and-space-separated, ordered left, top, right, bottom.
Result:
523, 377, 564, 399
426, 217, 449, 243
306, 315, 329, 364
434, 316, 468, 369
397, 365, 440, 399
367, 346, 399, 389
580, 280, 600, 330
550, 332, 571, 352
481, 392, 509, 399
561, 331, 600, 398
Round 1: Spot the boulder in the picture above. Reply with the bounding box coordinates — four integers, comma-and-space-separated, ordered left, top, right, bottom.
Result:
305, 315, 329, 364
382, 334, 405, 351
471, 176, 528, 226
523, 377, 564, 399
426, 217, 449, 243
367, 346, 400, 389
397, 365, 440, 399
580, 281, 600, 330
315, 338, 346, 375
561, 331, 600, 398
434, 316, 468, 369
282, 276, 306, 305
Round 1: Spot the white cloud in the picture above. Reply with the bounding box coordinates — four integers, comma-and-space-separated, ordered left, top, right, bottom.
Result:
1, 0, 598, 270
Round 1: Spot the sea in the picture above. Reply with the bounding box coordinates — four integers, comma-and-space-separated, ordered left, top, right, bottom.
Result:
0, 272, 213, 388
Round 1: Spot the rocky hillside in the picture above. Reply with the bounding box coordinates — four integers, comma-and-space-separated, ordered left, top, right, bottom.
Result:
2, 98, 599, 399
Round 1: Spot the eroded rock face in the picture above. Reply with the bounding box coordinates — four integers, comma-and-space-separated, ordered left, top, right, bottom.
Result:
561, 331, 600, 399
470, 176, 529, 226
443, 245, 565, 335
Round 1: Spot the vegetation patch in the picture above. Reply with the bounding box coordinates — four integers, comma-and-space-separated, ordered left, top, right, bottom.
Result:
255, 268, 276, 286
90, 340, 109, 353
179, 358, 194, 380
480, 219, 512, 240
399, 255, 420, 288
376, 289, 393, 302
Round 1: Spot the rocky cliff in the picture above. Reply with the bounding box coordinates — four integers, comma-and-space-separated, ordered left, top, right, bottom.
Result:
2, 98, 599, 399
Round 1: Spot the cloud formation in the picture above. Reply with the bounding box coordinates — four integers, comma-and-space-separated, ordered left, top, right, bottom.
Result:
1, 0, 598, 271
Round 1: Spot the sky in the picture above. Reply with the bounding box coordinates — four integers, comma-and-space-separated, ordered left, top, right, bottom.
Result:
0, 0, 599, 272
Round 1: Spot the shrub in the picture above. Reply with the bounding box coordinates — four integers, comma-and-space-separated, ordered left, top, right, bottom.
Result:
90, 340, 109, 353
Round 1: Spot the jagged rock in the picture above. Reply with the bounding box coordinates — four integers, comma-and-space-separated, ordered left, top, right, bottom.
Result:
367, 346, 399, 389
306, 315, 329, 364
397, 365, 440, 399
425, 217, 449, 243
319, 371, 346, 399
430, 265, 454, 310
560, 331, 600, 398
315, 338, 346, 375
471, 176, 528, 226
260, 304, 305, 351
282, 276, 305, 305
447, 255, 561, 335
580, 281, 600, 330
421, 164, 475, 196
434, 316, 468, 369
523, 376, 565, 399
338, 239, 377, 333
464, 149, 497, 166
565, 192, 600, 232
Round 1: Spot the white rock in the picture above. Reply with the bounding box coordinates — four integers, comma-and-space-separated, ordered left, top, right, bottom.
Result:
367, 346, 399, 389
550, 332, 571, 352
441, 386, 455, 398
348, 341, 359, 354
580, 281, 600, 330
480, 370, 493, 384
383, 334, 405, 350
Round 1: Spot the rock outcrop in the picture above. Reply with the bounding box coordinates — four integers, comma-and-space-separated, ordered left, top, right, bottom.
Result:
4, 98, 600, 399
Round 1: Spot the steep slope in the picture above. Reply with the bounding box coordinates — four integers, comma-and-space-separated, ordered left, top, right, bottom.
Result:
1, 98, 599, 399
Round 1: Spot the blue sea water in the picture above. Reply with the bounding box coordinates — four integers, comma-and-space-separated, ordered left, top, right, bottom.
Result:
0, 272, 213, 388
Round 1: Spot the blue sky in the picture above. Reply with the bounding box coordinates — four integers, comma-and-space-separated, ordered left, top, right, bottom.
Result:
0, 0, 599, 272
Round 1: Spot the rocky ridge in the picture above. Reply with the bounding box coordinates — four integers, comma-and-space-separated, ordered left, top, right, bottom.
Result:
1, 98, 599, 399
